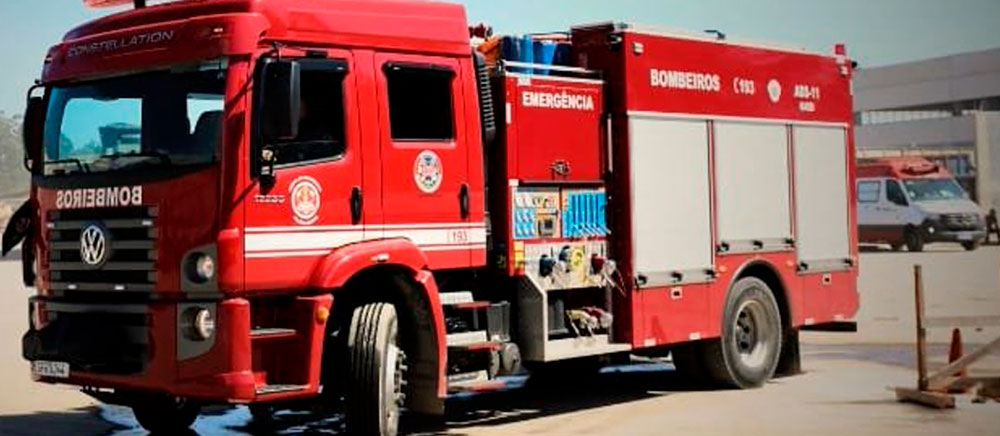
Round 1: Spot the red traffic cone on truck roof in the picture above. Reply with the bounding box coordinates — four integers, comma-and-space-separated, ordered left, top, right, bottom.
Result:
947, 328, 969, 394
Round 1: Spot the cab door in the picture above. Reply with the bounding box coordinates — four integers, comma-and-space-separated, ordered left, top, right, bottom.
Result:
372, 53, 480, 269
244, 53, 365, 291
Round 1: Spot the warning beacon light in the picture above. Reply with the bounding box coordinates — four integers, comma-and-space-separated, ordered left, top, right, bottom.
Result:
84, 0, 149, 8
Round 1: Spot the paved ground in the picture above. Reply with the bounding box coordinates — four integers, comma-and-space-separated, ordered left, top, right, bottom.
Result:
0, 245, 998, 436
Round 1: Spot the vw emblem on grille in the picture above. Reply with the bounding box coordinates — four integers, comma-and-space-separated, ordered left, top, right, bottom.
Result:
80, 224, 109, 268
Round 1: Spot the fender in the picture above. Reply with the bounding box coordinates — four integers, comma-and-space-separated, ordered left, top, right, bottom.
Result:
308, 238, 429, 289
728, 258, 799, 328
412, 269, 448, 400
309, 238, 448, 405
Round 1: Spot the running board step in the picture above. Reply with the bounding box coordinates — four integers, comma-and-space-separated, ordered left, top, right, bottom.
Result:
255, 384, 308, 395
447, 370, 506, 393
250, 328, 297, 340
448, 341, 502, 352
446, 331, 488, 347
447, 301, 491, 311
439, 291, 474, 305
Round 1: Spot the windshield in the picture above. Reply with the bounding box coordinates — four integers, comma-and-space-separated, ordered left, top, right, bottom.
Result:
902, 178, 968, 202
43, 63, 226, 175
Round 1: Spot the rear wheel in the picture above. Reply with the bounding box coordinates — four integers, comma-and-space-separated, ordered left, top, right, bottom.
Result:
703, 277, 782, 388
962, 241, 980, 251
344, 303, 407, 436
905, 228, 924, 252
131, 395, 199, 433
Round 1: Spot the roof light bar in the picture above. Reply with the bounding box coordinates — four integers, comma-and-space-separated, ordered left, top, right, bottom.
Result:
84, 0, 147, 8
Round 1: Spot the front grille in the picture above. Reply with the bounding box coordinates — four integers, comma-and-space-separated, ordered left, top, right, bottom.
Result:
23, 309, 149, 375
46, 207, 158, 292
940, 213, 980, 231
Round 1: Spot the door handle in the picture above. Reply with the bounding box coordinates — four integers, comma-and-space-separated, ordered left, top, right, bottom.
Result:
351, 186, 363, 225
459, 184, 470, 219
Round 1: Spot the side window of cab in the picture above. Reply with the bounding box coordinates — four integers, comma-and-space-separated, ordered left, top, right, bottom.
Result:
857, 180, 881, 203
258, 58, 349, 168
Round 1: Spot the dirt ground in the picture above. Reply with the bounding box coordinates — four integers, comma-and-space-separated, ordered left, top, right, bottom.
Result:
0, 245, 998, 436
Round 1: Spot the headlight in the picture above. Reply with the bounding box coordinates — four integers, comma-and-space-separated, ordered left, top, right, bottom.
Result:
185, 308, 216, 341
185, 253, 215, 283
195, 255, 216, 281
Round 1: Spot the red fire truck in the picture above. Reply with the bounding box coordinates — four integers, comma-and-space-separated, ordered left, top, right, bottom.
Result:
2, 0, 859, 434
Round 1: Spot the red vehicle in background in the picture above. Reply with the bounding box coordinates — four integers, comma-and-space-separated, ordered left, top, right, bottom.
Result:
3, 1, 859, 434
856, 157, 986, 251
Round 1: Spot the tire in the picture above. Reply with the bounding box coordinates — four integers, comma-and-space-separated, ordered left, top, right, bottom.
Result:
702, 277, 783, 389
670, 342, 709, 383
962, 241, 980, 251
905, 229, 924, 252
131, 395, 200, 433
345, 303, 407, 436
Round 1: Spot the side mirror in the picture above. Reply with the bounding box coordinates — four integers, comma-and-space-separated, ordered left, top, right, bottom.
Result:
260, 60, 301, 142
22, 94, 45, 173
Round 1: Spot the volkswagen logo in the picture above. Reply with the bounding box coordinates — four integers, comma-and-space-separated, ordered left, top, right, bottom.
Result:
80, 224, 109, 267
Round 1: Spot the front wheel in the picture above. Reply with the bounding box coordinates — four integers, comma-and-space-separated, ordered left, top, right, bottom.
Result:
905, 229, 925, 252
344, 303, 407, 436
962, 241, 980, 251
131, 395, 200, 433
703, 277, 783, 389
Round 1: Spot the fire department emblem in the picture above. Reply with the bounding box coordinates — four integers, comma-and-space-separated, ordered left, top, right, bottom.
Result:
413, 150, 443, 194
79, 224, 109, 268
289, 176, 322, 225
767, 79, 782, 103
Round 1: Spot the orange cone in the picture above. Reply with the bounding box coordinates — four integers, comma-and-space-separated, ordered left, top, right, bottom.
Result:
947, 328, 969, 394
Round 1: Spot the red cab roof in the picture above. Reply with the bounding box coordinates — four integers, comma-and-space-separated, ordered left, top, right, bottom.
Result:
46, 0, 470, 82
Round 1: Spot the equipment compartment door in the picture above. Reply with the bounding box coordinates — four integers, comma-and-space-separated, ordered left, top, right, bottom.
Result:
628, 116, 713, 284
792, 126, 851, 270
373, 53, 482, 269
714, 122, 792, 251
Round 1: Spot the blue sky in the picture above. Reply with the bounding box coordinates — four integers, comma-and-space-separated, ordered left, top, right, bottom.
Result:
1, 0, 999, 116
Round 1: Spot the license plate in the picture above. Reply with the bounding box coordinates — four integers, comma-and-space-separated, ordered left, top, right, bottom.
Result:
32, 360, 70, 378
958, 233, 974, 241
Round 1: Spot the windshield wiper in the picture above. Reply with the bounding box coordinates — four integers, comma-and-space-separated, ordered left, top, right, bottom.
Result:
43, 158, 88, 174
100, 151, 173, 168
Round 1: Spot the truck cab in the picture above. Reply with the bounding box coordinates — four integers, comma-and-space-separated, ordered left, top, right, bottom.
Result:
857, 157, 986, 251
11, 0, 486, 432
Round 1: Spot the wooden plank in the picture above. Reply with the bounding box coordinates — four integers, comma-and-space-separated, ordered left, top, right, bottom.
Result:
895, 387, 956, 409
914, 265, 929, 391
924, 315, 1000, 328
927, 336, 1000, 386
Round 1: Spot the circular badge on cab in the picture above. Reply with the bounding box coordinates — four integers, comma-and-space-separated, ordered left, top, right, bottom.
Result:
289, 176, 322, 225
413, 150, 444, 194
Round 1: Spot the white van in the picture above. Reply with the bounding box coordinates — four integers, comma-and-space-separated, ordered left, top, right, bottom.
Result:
856, 157, 986, 251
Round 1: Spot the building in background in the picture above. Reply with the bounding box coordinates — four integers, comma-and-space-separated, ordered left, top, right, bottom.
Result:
853, 47, 1000, 211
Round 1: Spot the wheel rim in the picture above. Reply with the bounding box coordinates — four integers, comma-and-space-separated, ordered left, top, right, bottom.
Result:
731, 299, 775, 369
383, 329, 405, 434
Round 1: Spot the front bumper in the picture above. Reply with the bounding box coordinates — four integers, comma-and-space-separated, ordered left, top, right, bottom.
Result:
923, 227, 986, 244
23, 297, 257, 402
